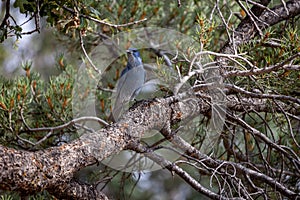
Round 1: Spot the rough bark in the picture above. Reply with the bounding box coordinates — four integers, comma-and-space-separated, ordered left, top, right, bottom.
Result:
1, 92, 299, 198
0, 0, 300, 199
0, 95, 210, 198
220, 0, 300, 55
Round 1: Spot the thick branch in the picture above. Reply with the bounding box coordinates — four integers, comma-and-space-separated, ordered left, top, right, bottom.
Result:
220, 0, 300, 56
1, 86, 299, 198
0, 126, 130, 198
0, 94, 210, 198
0, 0, 10, 29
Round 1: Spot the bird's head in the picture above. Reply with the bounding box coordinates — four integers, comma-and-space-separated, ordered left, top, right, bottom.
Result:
126, 48, 143, 69
126, 48, 141, 59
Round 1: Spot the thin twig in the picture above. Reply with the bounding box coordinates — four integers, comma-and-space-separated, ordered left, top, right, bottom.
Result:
237, 0, 263, 36
19, 112, 109, 146
190, 50, 254, 72
21, 110, 109, 132
274, 100, 300, 149
177, 0, 181, 7
127, 141, 240, 200
62, 5, 147, 28
225, 83, 300, 104
280, 0, 289, 15
224, 53, 300, 78
244, 0, 279, 17
79, 30, 102, 74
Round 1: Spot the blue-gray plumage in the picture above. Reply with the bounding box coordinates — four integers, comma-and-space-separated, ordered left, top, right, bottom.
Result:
112, 48, 146, 121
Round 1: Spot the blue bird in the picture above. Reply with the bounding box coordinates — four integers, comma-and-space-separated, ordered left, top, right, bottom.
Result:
111, 48, 146, 121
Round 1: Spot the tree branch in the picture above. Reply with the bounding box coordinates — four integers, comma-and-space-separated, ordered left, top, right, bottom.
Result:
218, 0, 300, 63
223, 52, 300, 78
0, 123, 130, 198
62, 5, 147, 28
127, 140, 242, 200
159, 126, 300, 199
0, 0, 10, 29
225, 84, 300, 104
0, 94, 210, 198
0, 86, 299, 198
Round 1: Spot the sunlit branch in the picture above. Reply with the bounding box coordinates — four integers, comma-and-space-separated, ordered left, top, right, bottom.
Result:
225, 83, 300, 104
223, 52, 300, 78
79, 30, 102, 74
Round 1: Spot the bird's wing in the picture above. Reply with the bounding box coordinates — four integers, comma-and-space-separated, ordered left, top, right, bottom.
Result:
112, 66, 145, 120
133, 78, 160, 101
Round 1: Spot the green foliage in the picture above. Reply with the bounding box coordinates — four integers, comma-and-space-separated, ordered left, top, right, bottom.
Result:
194, 14, 216, 49
237, 25, 300, 96
0, 57, 75, 149
0, 194, 15, 200
7, 0, 222, 44
27, 191, 55, 200
14, 0, 38, 14
1, 0, 299, 199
